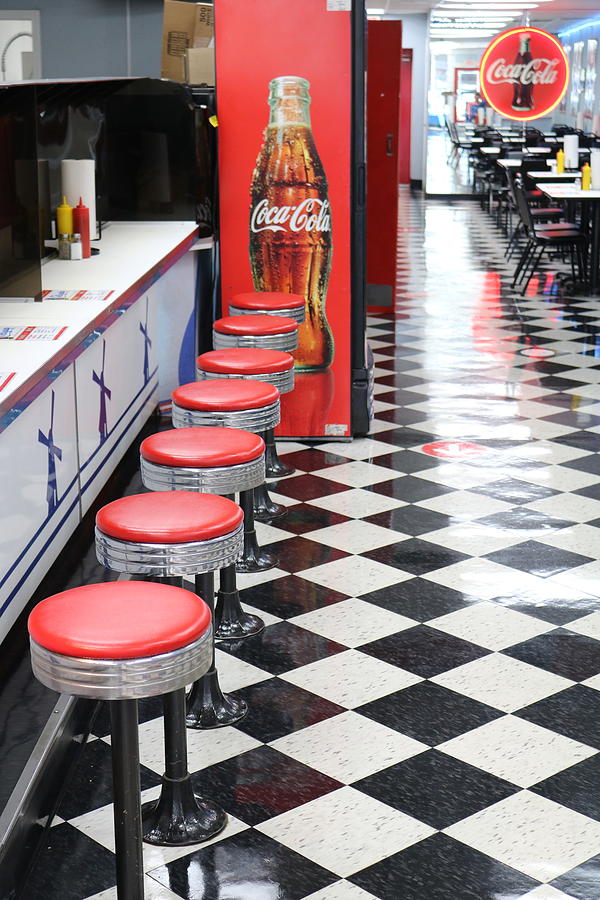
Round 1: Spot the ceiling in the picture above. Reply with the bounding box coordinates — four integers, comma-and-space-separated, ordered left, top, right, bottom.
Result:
368, 0, 600, 42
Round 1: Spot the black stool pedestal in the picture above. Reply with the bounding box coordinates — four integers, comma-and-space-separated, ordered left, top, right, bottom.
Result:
264, 427, 295, 478
237, 489, 277, 571
142, 689, 226, 845
186, 572, 248, 729
215, 563, 264, 640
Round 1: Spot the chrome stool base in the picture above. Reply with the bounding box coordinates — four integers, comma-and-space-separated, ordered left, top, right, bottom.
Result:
142, 687, 226, 846
215, 563, 264, 640
253, 481, 287, 523
264, 427, 295, 478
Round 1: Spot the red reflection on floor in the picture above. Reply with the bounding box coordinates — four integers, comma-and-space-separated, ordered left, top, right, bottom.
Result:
422, 440, 487, 460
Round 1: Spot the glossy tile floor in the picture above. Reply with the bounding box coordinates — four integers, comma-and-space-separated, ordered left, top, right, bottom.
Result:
23, 190, 600, 899
426, 128, 474, 196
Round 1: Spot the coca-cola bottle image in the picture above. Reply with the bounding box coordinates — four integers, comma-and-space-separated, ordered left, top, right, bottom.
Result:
249, 76, 334, 371
512, 34, 534, 111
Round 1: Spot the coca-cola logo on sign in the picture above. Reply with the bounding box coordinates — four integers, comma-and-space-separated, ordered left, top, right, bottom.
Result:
250, 198, 332, 234
480, 27, 569, 121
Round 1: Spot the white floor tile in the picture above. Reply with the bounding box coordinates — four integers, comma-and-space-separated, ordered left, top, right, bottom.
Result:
431, 652, 573, 713
257, 787, 434, 878
423, 558, 547, 602
305, 520, 405, 554
292, 598, 415, 648
304, 881, 379, 900
523, 465, 599, 492
566, 611, 600, 640
445, 791, 600, 882
509, 440, 591, 465
519, 887, 579, 900
84, 876, 183, 899
213, 647, 271, 691
308, 488, 406, 517
423, 522, 522, 556
254, 521, 295, 545
438, 715, 596, 787
315, 439, 401, 460
270, 710, 427, 783
300, 556, 410, 595
429, 602, 555, 651
281, 649, 422, 708
235, 567, 288, 590
527, 494, 600, 523
537, 523, 600, 558
550, 561, 600, 598
312, 461, 403, 488
133, 717, 261, 775
418, 490, 513, 520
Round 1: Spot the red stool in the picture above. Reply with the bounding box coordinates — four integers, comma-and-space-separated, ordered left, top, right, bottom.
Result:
196, 349, 295, 518
140, 427, 272, 634
213, 314, 298, 353
230, 290, 305, 323
29, 581, 216, 899
96, 492, 246, 735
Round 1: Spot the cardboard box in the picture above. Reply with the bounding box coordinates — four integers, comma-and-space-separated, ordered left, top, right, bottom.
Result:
161, 1, 214, 83
185, 47, 215, 85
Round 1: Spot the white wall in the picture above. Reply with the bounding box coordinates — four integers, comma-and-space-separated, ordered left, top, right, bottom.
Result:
395, 12, 430, 184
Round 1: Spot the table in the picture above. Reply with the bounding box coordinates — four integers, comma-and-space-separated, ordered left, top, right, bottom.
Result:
497, 159, 523, 168
480, 147, 501, 155
523, 147, 552, 155
527, 171, 578, 180
538, 183, 600, 292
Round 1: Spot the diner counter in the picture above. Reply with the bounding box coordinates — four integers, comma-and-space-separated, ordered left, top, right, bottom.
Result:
0, 220, 209, 644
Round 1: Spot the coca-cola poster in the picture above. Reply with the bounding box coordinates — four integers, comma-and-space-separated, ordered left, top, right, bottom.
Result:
480, 26, 569, 122
214, 0, 352, 439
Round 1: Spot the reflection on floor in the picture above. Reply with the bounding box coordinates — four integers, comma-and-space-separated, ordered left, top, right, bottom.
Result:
23, 190, 600, 899
426, 128, 474, 196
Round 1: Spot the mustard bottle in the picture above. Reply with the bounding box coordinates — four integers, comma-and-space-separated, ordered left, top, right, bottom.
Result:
56, 195, 73, 237
582, 161, 591, 190
556, 148, 565, 174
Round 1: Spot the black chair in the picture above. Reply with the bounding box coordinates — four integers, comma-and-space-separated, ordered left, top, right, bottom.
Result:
511, 178, 587, 294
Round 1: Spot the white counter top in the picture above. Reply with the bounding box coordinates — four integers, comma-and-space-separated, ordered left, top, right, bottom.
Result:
0, 221, 202, 417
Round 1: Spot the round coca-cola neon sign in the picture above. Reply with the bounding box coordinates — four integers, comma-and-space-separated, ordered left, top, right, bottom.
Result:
480, 27, 569, 121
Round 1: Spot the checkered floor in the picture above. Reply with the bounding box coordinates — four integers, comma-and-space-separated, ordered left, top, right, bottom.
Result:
24, 190, 600, 899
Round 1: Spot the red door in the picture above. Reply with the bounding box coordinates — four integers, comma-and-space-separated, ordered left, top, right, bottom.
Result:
367, 20, 402, 309
399, 49, 412, 185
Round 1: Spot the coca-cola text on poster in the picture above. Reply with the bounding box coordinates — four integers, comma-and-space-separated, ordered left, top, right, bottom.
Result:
480, 27, 569, 121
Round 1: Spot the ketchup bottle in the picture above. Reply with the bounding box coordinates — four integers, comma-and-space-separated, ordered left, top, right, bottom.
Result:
73, 197, 91, 258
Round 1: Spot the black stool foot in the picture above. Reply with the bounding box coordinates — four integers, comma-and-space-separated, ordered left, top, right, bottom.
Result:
142, 778, 226, 846
264, 428, 295, 478
238, 489, 278, 572
253, 481, 287, 523
186, 668, 248, 729
215, 564, 264, 640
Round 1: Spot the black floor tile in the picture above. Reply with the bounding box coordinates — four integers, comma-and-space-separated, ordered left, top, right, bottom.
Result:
149, 828, 337, 899
353, 749, 518, 829
263, 536, 348, 573
218, 621, 347, 675
363, 538, 468, 575
364, 505, 453, 535
375, 407, 427, 426
191, 745, 342, 826
272, 503, 350, 534
531, 753, 600, 821
485, 540, 593, 577
360, 578, 471, 621
269, 474, 348, 501
369, 475, 454, 502
57, 737, 161, 819
504, 630, 600, 681
349, 832, 538, 900
377, 427, 438, 448
20, 823, 117, 900
552, 431, 600, 452
235, 678, 345, 743
552, 853, 600, 899
517, 685, 600, 748
356, 680, 503, 745
472, 477, 558, 505
563, 453, 600, 476
239, 574, 348, 619
489, 588, 600, 626
370, 450, 442, 474
359, 625, 489, 678
278, 448, 354, 471
477, 507, 576, 533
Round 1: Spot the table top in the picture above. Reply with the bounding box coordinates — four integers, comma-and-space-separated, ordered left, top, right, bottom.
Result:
537, 183, 600, 200
497, 159, 522, 168
480, 147, 501, 154
527, 171, 578, 179
523, 147, 552, 154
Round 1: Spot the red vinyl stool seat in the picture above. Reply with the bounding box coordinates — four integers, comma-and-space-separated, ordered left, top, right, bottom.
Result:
142, 426, 264, 468
196, 349, 294, 395
213, 315, 298, 352
230, 291, 305, 323
172, 380, 280, 434
28, 581, 214, 899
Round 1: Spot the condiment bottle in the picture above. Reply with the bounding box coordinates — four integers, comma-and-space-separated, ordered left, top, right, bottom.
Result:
56, 195, 73, 236
556, 148, 565, 174
70, 234, 83, 260
582, 161, 591, 190
72, 197, 91, 258
58, 234, 70, 259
